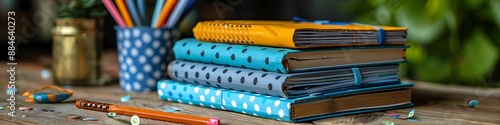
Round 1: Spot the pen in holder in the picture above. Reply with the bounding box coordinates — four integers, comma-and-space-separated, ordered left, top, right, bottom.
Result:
115, 26, 180, 92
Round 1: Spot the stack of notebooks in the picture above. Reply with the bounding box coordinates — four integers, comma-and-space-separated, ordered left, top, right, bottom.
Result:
157, 20, 413, 122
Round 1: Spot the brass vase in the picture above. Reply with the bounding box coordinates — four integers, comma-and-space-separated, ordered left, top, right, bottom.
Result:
52, 18, 103, 86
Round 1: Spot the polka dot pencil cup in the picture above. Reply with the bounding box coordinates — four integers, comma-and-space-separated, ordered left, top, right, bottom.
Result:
115, 26, 180, 92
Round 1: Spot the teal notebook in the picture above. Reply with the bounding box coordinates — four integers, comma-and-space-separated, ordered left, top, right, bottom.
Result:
158, 80, 413, 122
173, 38, 407, 73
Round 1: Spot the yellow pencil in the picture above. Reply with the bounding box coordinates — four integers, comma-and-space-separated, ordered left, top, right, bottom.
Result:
115, 0, 134, 27
155, 0, 178, 28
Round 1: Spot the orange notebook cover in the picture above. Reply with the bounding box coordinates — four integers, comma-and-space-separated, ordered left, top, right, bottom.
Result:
192, 20, 407, 48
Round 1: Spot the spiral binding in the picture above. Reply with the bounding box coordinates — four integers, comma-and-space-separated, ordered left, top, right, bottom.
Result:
194, 22, 253, 44
75, 100, 111, 112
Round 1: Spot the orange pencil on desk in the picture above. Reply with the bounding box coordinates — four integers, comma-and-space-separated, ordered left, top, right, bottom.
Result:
115, 0, 134, 27
155, 0, 178, 28
76, 100, 220, 125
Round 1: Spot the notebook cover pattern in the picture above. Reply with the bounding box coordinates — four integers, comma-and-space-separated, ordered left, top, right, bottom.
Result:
174, 38, 297, 73
174, 38, 406, 73
168, 60, 401, 98
115, 27, 179, 91
193, 20, 407, 48
169, 60, 289, 97
157, 80, 414, 122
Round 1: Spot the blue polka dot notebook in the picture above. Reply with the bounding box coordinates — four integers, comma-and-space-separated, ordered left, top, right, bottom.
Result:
157, 80, 414, 122
168, 60, 401, 98
173, 38, 407, 73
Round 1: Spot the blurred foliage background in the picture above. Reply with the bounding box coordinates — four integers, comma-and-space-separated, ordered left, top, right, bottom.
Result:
2, 0, 498, 87
55, 0, 107, 18
345, 0, 500, 87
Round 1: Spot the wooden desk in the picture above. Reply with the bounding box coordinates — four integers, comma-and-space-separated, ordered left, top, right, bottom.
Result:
1, 62, 499, 125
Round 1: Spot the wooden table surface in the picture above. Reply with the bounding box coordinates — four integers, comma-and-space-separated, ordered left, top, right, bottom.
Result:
0, 61, 499, 125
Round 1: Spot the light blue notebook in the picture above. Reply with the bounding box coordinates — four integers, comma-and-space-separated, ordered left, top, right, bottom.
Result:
158, 80, 413, 122
168, 60, 401, 98
173, 38, 407, 73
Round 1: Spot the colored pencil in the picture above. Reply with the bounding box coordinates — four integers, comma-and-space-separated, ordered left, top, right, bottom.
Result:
151, 0, 166, 28
177, 0, 197, 26
136, 0, 148, 25
155, 0, 178, 28
125, 0, 142, 26
115, 0, 134, 27
101, 0, 126, 27
76, 100, 220, 125
165, 0, 189, 28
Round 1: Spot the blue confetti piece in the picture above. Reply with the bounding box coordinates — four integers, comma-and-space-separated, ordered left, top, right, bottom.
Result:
41, 69, 51, 79
164, 107, 181, 112
390, 115, 399, 118
6, 88, 16, 95
407, 118, 420, 122
408, 109, 415, 118
469, 100, 478, 107
121, 95, 131, 102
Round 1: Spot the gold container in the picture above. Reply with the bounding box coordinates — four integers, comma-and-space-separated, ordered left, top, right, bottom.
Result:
52, 19, 103, 86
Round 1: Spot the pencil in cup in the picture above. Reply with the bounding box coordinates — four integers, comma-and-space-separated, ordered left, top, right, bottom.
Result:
75, 100, 220, 125
164, 0, 190, 28
155, 0, 178, 28
115, 0, 134, 27
151, 0, 166, 27
101, 0, 126, 27
125, 0, 143, 26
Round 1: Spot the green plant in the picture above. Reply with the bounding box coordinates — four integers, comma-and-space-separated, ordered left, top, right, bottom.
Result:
345, 0, 500, 86
56, 0, 107, 18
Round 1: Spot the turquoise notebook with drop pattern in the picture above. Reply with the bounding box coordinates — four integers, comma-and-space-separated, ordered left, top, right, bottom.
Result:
168, 60, 401, 98
157, 80, 414, 122
173, 38, 407, 73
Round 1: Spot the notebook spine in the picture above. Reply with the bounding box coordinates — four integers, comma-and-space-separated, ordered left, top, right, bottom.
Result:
194, 22, 253, 44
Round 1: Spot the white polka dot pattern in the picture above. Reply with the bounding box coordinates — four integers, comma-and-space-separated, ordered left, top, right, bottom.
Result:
266, 107, 272, 115
116, 28, 179, 92
200, 95, 205, 101
133, 29, 140, 37
157, 80, 292, 122
254, 104, 260, 111
134, 39, 142, 47
136, 73, 144, 80
158, 80, 414, 122
130, 48, 139, 57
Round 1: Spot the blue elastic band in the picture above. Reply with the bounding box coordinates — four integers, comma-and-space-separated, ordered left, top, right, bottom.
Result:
372, 26, 385, 45
351, 68, 362, 86
292, 16, 386, 45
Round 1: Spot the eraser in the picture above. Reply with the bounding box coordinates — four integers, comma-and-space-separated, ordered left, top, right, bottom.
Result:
207, 118, 220, 125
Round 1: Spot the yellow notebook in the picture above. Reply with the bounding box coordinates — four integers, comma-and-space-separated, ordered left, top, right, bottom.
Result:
193, 20, 408, 48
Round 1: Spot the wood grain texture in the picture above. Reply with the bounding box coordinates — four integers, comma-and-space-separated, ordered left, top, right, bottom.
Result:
0, 61, 499, 125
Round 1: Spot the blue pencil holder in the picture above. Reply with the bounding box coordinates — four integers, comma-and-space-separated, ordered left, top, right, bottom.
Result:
115, 26, 180, 92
